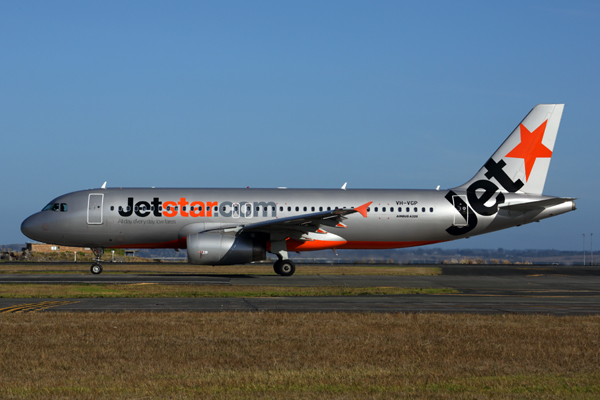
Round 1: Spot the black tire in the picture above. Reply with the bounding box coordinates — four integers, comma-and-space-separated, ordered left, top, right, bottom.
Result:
91, 263, 103, 275
278, 260, 295, 277
273, 259, 283, 275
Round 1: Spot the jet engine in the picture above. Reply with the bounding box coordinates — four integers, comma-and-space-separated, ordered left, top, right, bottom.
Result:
186, 232, 266, 265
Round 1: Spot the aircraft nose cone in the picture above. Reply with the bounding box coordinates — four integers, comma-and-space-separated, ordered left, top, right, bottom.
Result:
21, 214, 44, 241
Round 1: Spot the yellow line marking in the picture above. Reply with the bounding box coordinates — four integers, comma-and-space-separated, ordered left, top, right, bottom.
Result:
0, 301, 80, 314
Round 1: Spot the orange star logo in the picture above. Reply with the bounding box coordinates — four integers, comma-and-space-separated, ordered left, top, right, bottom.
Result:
505, 120, 552, 181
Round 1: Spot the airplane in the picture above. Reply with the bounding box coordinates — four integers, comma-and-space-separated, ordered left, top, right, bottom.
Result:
21, 104, 575, 276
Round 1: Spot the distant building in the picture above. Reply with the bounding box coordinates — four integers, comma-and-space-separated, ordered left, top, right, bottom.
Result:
26, 243, 92, 253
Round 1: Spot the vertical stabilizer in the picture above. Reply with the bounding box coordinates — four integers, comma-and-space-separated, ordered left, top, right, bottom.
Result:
455, 104, 564, 195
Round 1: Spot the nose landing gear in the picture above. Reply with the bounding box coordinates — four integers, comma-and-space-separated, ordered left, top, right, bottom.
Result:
90, 248, 104, 275
91, 263, 103, 274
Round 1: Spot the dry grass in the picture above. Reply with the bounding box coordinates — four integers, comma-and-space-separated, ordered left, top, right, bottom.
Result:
0, 284, 457, 299
1, 312, 599, 399
0, 263, 441, 276
19, 252, 152, 263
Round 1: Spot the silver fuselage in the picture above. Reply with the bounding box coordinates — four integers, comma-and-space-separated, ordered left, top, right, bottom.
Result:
21, 187, 575, 251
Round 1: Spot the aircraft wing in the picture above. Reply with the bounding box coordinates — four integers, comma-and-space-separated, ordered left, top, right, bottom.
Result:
236, 201, 372, 236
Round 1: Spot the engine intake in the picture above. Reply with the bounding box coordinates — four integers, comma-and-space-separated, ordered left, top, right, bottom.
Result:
187, 232, 266, 265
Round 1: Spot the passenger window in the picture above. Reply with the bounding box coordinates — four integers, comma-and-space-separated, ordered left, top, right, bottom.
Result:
288, 207, 291, 212
295, 207, 299, 212
110, 206, 114, 211
135, 206, 139, 212
374, 207, 378, 212
311, 207, 315, 212
430, 207, 434, 212
319, 207, 323, 211
119, 206, 123, 212
175, 206, 179, 211
414, 207, 418, 212
422, 207, 425, 212
280, 206, 283, 212
406, 207, 409, 212
214, 206, 218, 211
199, 206, 203, 211
303, 207, 307, 211
327, 207, 331, 211
382, 207, 386, 212
367, 207, 371, 212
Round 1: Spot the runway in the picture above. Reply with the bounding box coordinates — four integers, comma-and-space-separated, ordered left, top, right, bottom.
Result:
1, 265, 600, 314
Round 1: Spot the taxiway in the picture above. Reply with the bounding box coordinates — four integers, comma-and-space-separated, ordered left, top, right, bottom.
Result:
1, 265, 599, 314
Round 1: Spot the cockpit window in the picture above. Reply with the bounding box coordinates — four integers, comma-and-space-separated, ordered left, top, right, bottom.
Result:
42, 203, 68, 212
42, 203, 59, 212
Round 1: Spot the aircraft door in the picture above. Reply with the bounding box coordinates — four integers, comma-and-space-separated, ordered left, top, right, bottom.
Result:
87, 194, 104, 224
452, 195, 468, 227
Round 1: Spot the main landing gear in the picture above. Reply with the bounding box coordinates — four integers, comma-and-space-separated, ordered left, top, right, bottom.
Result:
273, 258, 296, 277
270, 241, 295, 276
90, 248, 104, 275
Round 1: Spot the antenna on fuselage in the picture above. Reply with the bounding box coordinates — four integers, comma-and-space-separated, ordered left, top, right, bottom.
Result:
101, 182, 107, 189
341, 182, 347, 190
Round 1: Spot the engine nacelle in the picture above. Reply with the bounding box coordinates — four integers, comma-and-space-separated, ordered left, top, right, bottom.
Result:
186, 232, 266, 265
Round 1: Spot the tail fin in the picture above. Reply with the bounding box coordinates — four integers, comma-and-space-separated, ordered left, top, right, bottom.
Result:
455, 104, 564, 195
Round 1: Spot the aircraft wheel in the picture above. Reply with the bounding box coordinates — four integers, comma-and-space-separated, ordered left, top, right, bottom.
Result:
273, 260, 283, 275
278, 260, 295, 277
91, 263, 103, 275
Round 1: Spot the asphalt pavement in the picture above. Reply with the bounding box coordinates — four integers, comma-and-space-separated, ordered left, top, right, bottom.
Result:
1, 265, 599, 315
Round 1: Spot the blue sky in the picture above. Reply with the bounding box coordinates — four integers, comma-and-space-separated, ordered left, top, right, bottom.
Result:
1, 1, 598, 250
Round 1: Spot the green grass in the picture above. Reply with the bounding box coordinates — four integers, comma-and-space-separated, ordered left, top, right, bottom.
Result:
0, 283, 458, 298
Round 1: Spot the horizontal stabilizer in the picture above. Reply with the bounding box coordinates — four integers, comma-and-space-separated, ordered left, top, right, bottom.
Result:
500, 197, 576, 212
